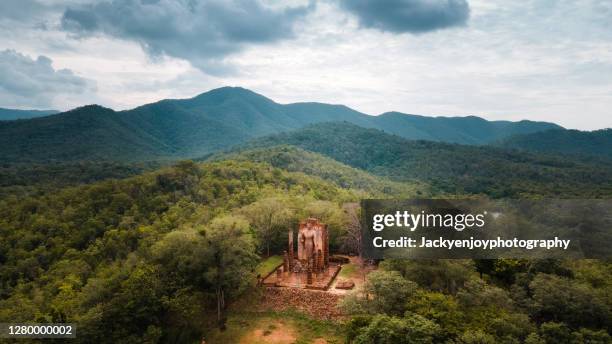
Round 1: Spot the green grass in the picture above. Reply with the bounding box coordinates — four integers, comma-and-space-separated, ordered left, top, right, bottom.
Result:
204, 311, 344, 344
256, 255, 283, 277
338, 263, 358, 279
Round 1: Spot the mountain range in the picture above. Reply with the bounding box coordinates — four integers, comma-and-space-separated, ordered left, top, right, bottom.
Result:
0, 107, 58, 121
0, 87, 563, 163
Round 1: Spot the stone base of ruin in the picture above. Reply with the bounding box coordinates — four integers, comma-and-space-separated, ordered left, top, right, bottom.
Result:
329, 255, 350, 264
262, 264, 342, 291
258, 287, 343, 320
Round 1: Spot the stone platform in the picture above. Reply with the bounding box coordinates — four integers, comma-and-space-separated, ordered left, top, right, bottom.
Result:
262, 264, 342, 291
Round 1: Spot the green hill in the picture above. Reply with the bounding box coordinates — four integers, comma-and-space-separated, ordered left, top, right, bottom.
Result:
0, 87, 561, 162
0, 107, 58, 121
243, 122, 612, 197
210, 145, 426, 197
496, 128, 612, 159
0, 105, 177, 162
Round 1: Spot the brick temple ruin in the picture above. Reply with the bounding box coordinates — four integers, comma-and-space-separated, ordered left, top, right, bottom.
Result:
263, 218, 342, 290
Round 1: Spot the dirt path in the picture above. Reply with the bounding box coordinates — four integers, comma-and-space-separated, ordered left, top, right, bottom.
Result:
237, 320, 329, 344
239, 321, 297, 344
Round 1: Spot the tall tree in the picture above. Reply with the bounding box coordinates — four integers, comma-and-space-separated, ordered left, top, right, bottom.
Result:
200, 215, 258, 328
240, 197, 293, 256
341, 202, 362, 258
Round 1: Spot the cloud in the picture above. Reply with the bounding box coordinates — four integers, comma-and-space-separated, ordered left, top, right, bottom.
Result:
61, 0, 314, 74
0, 0, 48, 21
338, 0, 469, 33
0, 49, 94, 109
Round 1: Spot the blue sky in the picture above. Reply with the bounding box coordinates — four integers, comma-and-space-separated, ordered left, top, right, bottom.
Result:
0, 0, 611, 130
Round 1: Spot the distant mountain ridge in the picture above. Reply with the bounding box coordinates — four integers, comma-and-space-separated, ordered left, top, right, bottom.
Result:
0, 86, 562, 162
373, 112, 562, 145
496, 128, 612, 159
0, 107, 58, 121
239, 122, 612, 197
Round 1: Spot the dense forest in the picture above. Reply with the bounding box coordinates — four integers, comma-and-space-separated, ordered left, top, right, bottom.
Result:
343, 259, 612, 343
1, 117, 611, 343
0, 159, 363, 342
0, 161, 162, 198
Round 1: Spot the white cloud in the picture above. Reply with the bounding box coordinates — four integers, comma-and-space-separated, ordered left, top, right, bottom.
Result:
0, 49, 95, 109
0, 0, 611, 129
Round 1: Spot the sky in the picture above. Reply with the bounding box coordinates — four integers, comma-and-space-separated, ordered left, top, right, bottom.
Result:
0, 0, 611, 130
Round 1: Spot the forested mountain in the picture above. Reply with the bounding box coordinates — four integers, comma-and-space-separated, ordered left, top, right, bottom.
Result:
0, 107, 58, 120
0, 105, 179, 162
0, 87, 561, 162
243, 122, 612, 197
496, 128, 612, 159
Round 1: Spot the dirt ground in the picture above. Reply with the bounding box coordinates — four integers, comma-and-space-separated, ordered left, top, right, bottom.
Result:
237, 320, 331, 344
225, 318, 333, 344
207, 256, 374, 343
238, 321, 297, 344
